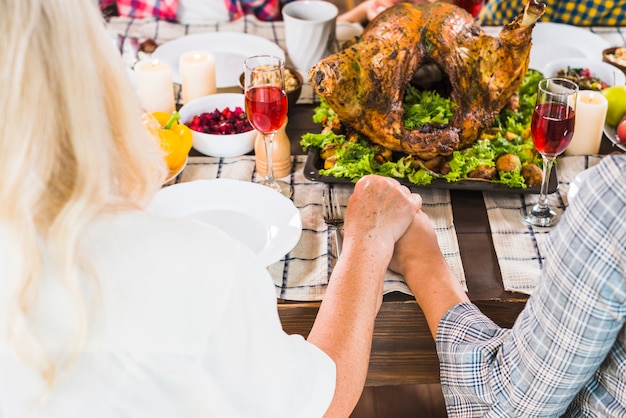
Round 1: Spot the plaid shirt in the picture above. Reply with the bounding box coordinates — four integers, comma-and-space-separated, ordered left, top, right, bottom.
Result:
480, 0, 626, 26
225, 0, 281, 22
437, 155, 626, 417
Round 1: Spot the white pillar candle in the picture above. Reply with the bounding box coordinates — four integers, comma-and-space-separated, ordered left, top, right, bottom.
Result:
134, 59, 175, 114
179, 51, 217, 104
565, 90, 608, 156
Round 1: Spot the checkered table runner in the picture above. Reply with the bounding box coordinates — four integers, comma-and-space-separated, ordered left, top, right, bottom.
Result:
484, 155, 604, 295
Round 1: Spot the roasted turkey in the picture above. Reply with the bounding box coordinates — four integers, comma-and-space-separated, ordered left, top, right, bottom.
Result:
310, 0, 546, 158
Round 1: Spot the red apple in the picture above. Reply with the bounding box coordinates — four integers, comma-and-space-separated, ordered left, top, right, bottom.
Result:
618, 114, 626, 143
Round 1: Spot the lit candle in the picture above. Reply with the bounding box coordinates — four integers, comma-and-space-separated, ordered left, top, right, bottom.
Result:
179, 51, 217, 104
565, 90, 608, 156
134, 59, 175, 114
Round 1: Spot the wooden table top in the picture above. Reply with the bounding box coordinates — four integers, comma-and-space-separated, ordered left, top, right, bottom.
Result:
278, 103, 617, 386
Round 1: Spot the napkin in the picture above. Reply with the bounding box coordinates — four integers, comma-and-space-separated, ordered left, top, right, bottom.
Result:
176, 155, 466, 301
483, 155, 603, 294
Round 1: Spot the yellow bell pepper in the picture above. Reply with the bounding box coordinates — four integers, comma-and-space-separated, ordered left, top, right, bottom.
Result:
151, 111, 193, 172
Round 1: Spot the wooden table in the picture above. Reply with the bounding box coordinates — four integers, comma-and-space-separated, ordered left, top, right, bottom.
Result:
277, 103, 617, 386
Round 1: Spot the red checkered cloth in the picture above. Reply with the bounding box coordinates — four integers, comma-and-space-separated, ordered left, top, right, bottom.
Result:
115, 0, 178, 21
99, 0, 116, 9
226, 0, 281, 21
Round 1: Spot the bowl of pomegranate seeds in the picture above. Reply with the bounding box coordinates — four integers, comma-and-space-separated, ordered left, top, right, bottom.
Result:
178, 93, 257, 157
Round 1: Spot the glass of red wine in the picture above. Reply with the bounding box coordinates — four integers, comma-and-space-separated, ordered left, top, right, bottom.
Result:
453, 0, 485, 18
521, 77, 578, 227
243, 55, 292, 198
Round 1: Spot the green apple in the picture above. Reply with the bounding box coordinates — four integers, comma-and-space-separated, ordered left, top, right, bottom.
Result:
601, 85, 626, 126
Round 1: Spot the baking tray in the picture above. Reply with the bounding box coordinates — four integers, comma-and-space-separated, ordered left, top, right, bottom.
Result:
303, 148, 559, 194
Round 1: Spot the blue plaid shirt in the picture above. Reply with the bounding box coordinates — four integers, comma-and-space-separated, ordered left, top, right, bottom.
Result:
437, 155, 626, 417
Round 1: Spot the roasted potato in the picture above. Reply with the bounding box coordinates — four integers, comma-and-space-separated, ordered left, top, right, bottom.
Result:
468, 165, 497, 180
324, 155, 337, 169
521, 163, 543, 186
423, 155, 448, 173
496, 154, 522, 173
320, 143, 339, 160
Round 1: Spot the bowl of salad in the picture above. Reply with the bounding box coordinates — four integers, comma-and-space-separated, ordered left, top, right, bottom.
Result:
178, 93, 257, 158
603, 46, 626, 75
542, 58, 625, 90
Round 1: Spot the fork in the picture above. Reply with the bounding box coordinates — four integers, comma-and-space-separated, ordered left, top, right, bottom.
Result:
322, 188, 344, 258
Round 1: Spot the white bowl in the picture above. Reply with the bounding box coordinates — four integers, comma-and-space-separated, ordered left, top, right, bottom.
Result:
178, 93, 257, 158
542, 58, 626, 88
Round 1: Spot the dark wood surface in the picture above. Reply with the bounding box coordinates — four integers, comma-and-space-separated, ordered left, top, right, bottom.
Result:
278, 103, 615, 386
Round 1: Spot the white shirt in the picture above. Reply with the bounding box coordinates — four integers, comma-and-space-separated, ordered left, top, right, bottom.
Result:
0, 211, 335, 417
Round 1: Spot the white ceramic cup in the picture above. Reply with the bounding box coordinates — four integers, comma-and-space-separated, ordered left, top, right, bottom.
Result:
282, 0, 338, 74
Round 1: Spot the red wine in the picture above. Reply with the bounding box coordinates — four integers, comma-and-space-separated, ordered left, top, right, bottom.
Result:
245, 86, 287, 134
531, 102, 575, 156
454, 0, 485, 18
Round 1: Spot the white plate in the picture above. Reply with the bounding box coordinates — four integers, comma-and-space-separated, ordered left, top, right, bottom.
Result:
568, 167, 594, 203
530, 23, 610, 71
164, 157, 188, 184
151, 32, 285, 87
603, 123, 626, 152
483, 23, 610, 72
147, 179, 302, 266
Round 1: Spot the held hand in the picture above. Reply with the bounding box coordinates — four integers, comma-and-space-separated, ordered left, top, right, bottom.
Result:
343, 175, 422, 252
389, 210, 444, 278
389, 209, 469, 338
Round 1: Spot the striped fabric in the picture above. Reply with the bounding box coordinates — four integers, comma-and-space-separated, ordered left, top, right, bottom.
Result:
437, 155, 626, 417
480, 0, 626, 27
225, 0, 282, 22
484, 156, 604, 294
170, 155, 466, 301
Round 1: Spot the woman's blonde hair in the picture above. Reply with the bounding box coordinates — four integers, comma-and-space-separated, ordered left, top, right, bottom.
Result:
0, 0, 168, 386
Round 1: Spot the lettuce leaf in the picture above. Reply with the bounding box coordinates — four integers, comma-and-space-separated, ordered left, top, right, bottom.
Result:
403, 86, 456, 129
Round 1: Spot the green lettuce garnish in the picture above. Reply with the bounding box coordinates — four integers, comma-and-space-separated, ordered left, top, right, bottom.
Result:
402, 85, 456, 129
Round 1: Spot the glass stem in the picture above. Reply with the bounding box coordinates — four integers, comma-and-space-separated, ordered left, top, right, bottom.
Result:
537, 155, 554, 209
263, 132, 276, 182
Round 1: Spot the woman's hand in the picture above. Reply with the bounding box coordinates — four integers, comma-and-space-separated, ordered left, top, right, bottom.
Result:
343, 175, 422, 258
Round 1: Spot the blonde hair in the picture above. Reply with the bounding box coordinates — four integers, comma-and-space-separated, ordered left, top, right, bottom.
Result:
0, 0, 168, 386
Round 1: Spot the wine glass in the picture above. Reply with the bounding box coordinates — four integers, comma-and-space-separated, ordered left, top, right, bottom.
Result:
243, 55, 293, 198
453, 0, 485, 18
521, 78, 578, 228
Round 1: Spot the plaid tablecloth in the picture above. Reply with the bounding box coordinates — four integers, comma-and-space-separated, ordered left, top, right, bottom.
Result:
173, 155, 466, 301
107, 17, 625, 298
484, 155, 604, 295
